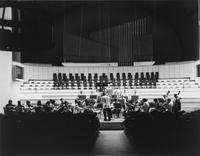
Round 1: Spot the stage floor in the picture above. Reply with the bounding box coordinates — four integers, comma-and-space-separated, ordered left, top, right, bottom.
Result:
99, 117, 124, 130
99, 117, 124, 123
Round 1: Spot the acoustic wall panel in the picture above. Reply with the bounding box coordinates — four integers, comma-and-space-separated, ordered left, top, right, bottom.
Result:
197, 64, 200, 77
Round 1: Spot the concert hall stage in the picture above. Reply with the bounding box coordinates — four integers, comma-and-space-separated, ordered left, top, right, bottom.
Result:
99, 118, 124, 130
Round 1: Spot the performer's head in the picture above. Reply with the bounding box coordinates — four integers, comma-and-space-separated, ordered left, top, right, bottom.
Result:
174, 94, 178, 98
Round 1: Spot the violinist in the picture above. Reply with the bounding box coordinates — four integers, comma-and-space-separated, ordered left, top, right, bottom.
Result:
25, 100, 34, 113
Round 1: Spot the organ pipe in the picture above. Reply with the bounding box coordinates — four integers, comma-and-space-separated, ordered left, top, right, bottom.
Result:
86, 16, 150, 65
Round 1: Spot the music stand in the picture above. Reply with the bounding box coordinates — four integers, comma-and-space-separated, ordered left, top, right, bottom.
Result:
131, 95, 139, 102
90, 95, 97, 99
78, 95, 86, 100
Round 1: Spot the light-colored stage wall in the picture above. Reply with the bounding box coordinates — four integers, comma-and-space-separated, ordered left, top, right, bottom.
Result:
24, 60, 200, 81
0, 51, 13, 113
0, 51, 24, 113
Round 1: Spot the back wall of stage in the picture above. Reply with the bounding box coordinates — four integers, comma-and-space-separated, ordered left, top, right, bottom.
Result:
23, 61, 200, 82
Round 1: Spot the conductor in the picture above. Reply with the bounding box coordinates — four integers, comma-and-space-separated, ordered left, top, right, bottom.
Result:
101, 92, 112, 121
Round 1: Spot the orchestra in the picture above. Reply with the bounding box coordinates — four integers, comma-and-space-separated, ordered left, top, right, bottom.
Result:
4, 87, 182, 119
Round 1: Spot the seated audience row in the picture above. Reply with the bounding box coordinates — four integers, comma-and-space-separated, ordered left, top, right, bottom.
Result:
0, 111, 100, 155
122, 109, 200, 154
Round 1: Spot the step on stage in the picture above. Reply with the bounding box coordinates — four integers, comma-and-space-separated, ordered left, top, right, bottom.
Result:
99, 118, 124, 130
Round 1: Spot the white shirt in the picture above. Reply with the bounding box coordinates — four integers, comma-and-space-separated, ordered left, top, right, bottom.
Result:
101, 95, 111, 108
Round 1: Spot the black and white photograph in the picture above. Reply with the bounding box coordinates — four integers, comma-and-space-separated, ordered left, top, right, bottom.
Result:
0, 0, 200, 155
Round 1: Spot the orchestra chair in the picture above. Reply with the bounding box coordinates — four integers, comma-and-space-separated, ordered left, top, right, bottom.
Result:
3, 106, 16, 114
3, 107, 8, 114
118, 98, 126, 110
112, 102, 122, 118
